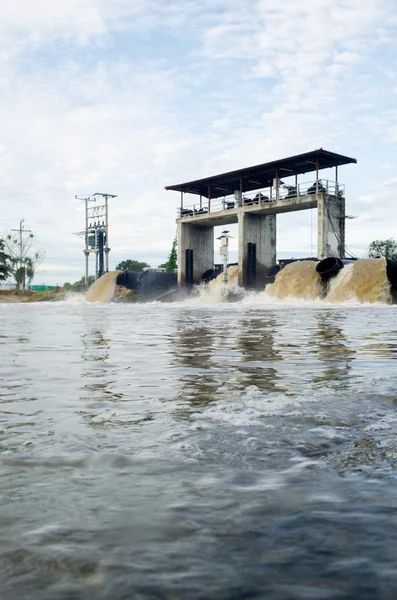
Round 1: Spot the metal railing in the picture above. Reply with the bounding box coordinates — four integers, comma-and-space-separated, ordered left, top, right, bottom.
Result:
177, 179, 345, 218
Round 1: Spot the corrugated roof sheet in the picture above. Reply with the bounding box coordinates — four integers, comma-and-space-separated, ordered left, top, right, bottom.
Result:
165, 148, 357, 199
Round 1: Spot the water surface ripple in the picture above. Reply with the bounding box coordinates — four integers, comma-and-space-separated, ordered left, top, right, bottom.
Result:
1, 301, 397, 599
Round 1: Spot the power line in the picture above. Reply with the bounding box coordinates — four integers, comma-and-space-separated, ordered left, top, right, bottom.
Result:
35, 197, 79, 225
38, 205, 82, 228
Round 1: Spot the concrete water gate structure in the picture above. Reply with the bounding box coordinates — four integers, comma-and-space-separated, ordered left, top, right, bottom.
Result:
166, 149, 357, 288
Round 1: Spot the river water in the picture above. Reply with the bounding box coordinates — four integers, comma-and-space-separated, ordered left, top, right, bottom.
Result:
1, 298, 397, 599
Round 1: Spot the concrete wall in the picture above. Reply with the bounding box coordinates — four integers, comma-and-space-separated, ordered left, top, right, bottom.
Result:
177, 222, 214, 285
176, 191, 345, 288
317, 194, 345, 259
238, 212, 277, 288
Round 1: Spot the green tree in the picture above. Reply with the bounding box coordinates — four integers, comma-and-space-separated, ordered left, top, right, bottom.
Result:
368, 239, 397, 260
164, 238, 177, 272
0, 238, 11, 281
4, 229, 44, 290
115, 259, 150, 272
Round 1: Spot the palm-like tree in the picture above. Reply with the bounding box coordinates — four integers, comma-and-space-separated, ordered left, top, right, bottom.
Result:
12, 255, 38, 290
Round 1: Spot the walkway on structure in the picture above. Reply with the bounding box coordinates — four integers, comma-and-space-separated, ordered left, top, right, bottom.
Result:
176, 192, 319, 227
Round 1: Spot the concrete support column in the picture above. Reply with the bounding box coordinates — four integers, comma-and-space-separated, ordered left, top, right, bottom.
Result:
234, 189, 242, 208
317, 193, 345, 259
177, 221, 214, 286
238, 212, 276, 288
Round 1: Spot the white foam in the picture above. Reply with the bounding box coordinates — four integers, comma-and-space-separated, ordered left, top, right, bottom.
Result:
309, 425, 348, 439
188, 283, 248, 304
185, 285, 395, 309
364, 420, 393, 431
62, 292, 86, 304
191, 385, 330, 427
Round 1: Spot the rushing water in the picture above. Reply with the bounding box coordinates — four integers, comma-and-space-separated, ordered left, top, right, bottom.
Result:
265, 258, 391, 304
85, 271, 122, 304
2, 297, 397, 599
266, 261, 322, 301
327, 259, 391, 304
84, 258, 392, 305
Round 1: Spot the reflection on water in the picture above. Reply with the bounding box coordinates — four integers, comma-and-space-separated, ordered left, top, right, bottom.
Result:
310, 312, 356, 389
234, 314, 284, 393
171, 315, 219, 408
1, 302, 397, 599
79, 315, 126, 415
170, 311, 285, 406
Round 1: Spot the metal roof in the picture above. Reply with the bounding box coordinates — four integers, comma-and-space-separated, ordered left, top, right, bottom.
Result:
165, 148, 357, 199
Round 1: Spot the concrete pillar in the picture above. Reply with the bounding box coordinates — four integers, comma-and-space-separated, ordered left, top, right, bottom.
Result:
234, 189, 242, 208
317, 193, 345, 259
238, 212, 276, 288
177, 222, 214, 286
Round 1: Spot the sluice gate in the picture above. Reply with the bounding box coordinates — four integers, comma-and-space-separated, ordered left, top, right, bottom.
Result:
165, 148, 357, 289
92, 148, 397, 304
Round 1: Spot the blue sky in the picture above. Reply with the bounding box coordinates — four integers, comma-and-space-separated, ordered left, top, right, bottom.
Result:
0, 0, 397, 284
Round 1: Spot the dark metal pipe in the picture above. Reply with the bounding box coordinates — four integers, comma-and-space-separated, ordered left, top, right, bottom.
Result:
200, 267, 222, 283
316, 257, 344, 281
317, 257, 397, 288
137, 270, 177, 292
116, 271, 141, 290
264, 264, 281, 285
117, 270, 177, 293
386, 259, 397, 287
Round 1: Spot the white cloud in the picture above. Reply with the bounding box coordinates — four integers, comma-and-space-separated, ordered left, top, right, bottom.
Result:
381, 177, 397, 187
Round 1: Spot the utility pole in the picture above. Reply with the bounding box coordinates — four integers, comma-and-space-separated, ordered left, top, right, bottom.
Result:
75, 196, 96, 289
11, 219, 32, 291
93, 193, 117, 273
74, 192, 116, 290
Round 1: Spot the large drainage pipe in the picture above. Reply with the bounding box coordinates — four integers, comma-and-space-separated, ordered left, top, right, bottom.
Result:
116, 271, 141, 290
137, 270, 177, 293
200, 267, 222, 283
264, 265, 281, 285
386, 259, 397, 303
200, 263, 237, 284
316, 256, 397, 285
386, 259, 397, 287
317, 256, 397, 290
316, 257, 344, 282
116, 270, 177, 293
